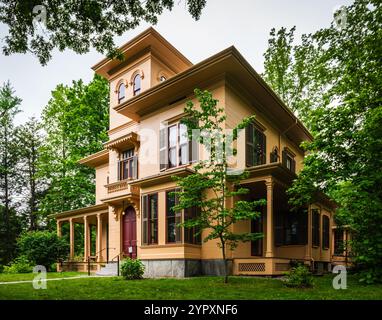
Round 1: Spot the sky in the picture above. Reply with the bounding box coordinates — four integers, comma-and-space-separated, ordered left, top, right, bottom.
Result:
0, 0, 353, 125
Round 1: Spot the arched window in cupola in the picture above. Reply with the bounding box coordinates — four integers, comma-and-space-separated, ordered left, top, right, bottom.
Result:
133, 74, 141, 96
117, 82, 125, 104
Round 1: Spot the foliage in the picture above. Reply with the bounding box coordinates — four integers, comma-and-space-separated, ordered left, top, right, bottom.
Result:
3, 255, 33, 274
0, 0, 206, 65
14, 117, 45, 230
174, 89, 265, 283
284, 264, 314, 288
38, 74, 109, 218
263, 1, 382, 283
120, 258, 145, 280
17, 231, 69, 270
0, 82, 22, 265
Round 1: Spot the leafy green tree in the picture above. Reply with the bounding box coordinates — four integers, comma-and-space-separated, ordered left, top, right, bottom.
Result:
0, 0, 207, 65
17, 230, 69, 270
0, 81, 22, 264
39, 74, 109, 217
280, 1, 382, 283
174, 89, 265, 283
0, 205, 22, 266
263, 27, 324, 127
15, 117, 44, 231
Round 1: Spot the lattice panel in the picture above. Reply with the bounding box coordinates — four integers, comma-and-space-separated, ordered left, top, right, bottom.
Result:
275, 263, 290, 272
238, 263, 265, 272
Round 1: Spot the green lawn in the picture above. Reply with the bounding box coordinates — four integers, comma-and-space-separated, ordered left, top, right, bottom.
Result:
0, 273, 381, 300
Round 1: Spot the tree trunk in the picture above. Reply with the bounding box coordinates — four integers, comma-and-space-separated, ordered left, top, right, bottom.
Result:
221, 238, 228, 284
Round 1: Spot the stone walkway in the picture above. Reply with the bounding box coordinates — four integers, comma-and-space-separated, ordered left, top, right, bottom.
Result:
0, 275, 115, 285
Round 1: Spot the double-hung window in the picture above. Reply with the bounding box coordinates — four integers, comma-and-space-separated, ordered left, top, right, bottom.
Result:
246, 122, 266, 167
282, 148, 296, 173
166, 190, 182, 243
312, 209, 320, 247
118, 148, 137, 180
142, 194, 158, 245
322, 215, 330, 250
160, 121, 198, 171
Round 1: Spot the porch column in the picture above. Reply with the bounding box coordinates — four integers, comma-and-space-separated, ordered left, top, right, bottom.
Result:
69, 218, 74, 260
97, 213, 103, 262
265, 180, 274, 258
56, 220, 62, 237
84, 215, 90, 261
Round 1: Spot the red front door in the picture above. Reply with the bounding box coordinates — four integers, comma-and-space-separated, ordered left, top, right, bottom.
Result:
122, 206, 137, 258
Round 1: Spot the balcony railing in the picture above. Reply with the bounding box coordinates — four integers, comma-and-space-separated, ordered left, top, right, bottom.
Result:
106, 180, 139, 195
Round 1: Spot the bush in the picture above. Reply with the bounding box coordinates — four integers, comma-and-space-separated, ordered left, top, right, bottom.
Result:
120, 258, 145, 280
3, 256, 34, 274
17, 231, 69, 271
284, 264, 314, 288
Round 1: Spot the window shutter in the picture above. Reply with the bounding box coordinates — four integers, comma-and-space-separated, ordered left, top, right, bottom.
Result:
291, 158, 296, 173
189, 122, 199, 163
246, 123, 254, 167
117, 160, 121, 181
261, 132, 266, 164
282, 149, 287, 167
274, 211, 284, 246
132, 155, 138, 179
159, 126, 168, 171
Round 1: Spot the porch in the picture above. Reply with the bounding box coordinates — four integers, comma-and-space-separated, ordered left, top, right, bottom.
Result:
53, 204, 109, 272
232, 163, 335, 276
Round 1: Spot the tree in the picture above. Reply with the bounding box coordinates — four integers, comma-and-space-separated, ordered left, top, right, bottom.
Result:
39, 74, 109, 217
0, 0, 207, 65
173, 89, 265, 283
14, 117, 44, 230
280, 1, 382, 283
0, 81, 21, 264
263, 27, 324, 127
17, 230, 69, 270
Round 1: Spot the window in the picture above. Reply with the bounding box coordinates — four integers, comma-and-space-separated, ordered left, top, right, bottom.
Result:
142, 194, 158, 245
282, 148, 296, 173
312, 209, 320, 247
159, 121, 198, 171
322, 215, 330, 249
166, 190, 182, 243
334, 228, 344, 255
133, 74, 141, 96
270, 146, 279, 163
246, 123, 266, 167
117, 148, 137, 180
160, 76, 166, 82
275, 208, 308, 246
184, 206, 201, 245
117, 83, 125, 104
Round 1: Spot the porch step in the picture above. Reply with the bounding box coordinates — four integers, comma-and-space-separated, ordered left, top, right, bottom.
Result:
96, 262, 119, 276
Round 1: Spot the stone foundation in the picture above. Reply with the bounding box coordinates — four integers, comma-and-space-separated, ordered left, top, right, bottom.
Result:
141, 259, 232, 278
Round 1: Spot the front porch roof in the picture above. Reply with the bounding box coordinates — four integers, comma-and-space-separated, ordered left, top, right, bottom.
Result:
48, 203, 108, 220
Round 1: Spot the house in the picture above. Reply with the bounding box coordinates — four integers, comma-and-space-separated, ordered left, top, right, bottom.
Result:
51, 27, 341, 277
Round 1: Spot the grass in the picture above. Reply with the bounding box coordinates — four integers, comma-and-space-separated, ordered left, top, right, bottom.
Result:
0, 273, 381, 300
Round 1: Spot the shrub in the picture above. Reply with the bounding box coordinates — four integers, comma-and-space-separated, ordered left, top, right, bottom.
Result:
284, 264, 314, 288
3, 256, 33, 274
120, 258, 145, 280
17, 231, 69, 271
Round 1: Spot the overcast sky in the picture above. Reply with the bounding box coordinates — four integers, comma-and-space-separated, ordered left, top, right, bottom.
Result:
0, 0, 352, 125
